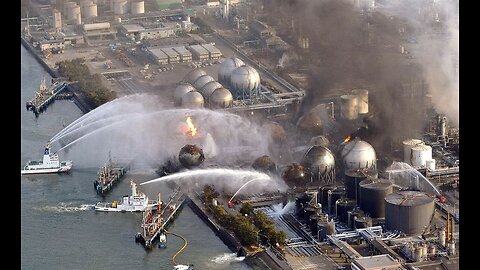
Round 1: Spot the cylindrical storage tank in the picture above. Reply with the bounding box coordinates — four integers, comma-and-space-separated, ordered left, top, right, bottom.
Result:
304, 206, 318, 221
328, 186, 345, 214
438, 228, 446, 247
340, 95, 358, 120
426, 159, 436, 171
325, 220, 335, 235
414, 245, 423, 262
340, 138, 377, 171
309, 214, 319, 234
180, 91, 204, 108
359, 178, 393, 218
347, 208, 364, 229
448, 242, 456, 255
428, 243, 436, 256
67, 5, 81, 20
230, 65, 260, 99
402, 139, 424, 165
295, 193, 312, 219
193, 75, 215, 90
83, 4, 98, 18
64, 2, 77, 13
210, 88, 233, 109
421, 244, 428, 259
351, 89, 368, 114
80, 0, 93, 7
411, 145, 432, 168
344, 169, 369, 201
319, 185, 334, 210
131, 1, 145, 14
354, 216, 373, 229
218, 57, 245, 85
83, 22, 111, 31
113, 0, 128, 15
173, 83, 195, 106
317, 222, 327, 241
184, 68, 207, 84
200, 81, 222, 100
385, 191, 435, 235
301, 145, 335, 182
335, 199, 356, 223
439, 116, 447, 137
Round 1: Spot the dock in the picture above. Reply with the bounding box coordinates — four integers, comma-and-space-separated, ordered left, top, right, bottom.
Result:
25, 77, 71, 116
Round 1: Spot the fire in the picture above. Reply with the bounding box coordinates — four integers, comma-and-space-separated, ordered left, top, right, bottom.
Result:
344, 135, 351, 143
186, 116, 197, 137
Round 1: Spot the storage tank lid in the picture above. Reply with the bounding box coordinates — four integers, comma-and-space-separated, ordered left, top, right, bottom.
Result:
385, 191, 434, 206
411, 145, 432, 151
359, 178, 392, 190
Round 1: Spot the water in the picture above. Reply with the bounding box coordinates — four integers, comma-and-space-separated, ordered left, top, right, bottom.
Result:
21, 45, 251, 270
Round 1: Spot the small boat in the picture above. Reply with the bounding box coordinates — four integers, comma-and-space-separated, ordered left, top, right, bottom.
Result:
94, 180, 157, 212
93, 154, 127, 196
173, 265, 193, 270
21, 143, 72, 175
159, 233, 167, 248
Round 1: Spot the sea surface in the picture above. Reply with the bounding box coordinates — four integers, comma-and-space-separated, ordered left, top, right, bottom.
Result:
20, 45, 251, 270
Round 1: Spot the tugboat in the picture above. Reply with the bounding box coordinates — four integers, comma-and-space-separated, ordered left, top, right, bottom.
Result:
159, 232, 167, 248
94, 180, 158, 212
21, 143, 73, 175
93, 155, 127, 196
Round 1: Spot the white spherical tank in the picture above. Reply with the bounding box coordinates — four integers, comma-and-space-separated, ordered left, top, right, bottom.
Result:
83, 4, 98, 18
113, 0, 128, 15
230, 65, 260, 99
411, 145, 432, 168
340, 95, 358, 120
200, 81, 223, 100
193, 75, 215, 90
184, 69, 207, 84
402, 139, 424, 165
181, 91, 204, 108
173, 83, 195, 106
351, 89, 368, 114
210, 88, 233, 108
341, 138, 376, 171
131, 1, 145, 14
218, 57, 245, 85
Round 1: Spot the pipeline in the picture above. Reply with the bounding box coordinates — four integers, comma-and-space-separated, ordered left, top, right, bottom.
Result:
166, 230, 188, 266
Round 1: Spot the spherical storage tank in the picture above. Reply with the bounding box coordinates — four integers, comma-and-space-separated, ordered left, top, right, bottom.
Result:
296, 113, 323, 135
173, 83, 195, 106
181, 91, 204, 108
301, 145, 335, 181
200, 81, 223, 100
230, 65, 260, 99
193, 75, 215, 90
341, 138, 376, 171
131, 1, 145, 14
385, 191, 435, 235
210, 88, 233, 108
252, 155, 276, 173
218, 57, 245, 85
282, 163, 306, 186
179, 144, 205, 168
309, 135, 330, 148
403, 139, 424, 165
359, 178, 393, 218
340, 95, 358, 120
411, 145, 432, 168
184, 69, 207, 84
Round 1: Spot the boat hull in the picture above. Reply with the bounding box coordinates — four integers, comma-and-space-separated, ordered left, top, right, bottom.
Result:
21, 166, 72, 175
94, 203, 157, 213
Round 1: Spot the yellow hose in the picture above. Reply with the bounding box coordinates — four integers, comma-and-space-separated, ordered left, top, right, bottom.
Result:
165, 230, 188, 266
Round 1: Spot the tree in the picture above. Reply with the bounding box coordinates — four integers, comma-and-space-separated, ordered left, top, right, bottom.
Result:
239, 202, 254, 216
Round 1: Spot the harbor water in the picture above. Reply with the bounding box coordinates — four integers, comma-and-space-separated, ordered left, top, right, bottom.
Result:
21, 45, 251, 270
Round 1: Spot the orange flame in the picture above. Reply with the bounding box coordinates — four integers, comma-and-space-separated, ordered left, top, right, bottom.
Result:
186, 116, 197, 137
344, 135, 351, 143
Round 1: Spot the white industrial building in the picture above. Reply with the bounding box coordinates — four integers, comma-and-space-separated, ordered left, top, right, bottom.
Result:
172, 46, 192, 62
148, 48, 169, 65
351, 255, 405, 270
119, 24, 175, 40
201, 43, 222, 59
187, 44, 210, 61
160, 47, 180, 64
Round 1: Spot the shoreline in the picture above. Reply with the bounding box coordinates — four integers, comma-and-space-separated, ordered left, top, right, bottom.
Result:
21, 37, 94, 114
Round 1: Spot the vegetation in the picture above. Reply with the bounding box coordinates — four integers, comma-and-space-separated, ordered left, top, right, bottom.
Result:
201, 185, 287, 247
190, 17, 213, 34
56, 58, 116, 107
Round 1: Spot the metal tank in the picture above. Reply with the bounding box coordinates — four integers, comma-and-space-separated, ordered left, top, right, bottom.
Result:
200, 81, 223, 100
266, 122, 287, 144
218, 57, 245, 85
344, 169, 370, 201
426, 159, 436, 171
66, 4, 81, 20
301, 145, 335, 183
282, 163, 306, 186
385, 191, 435, 235
319, 185, 334, 210
64, 2, 77, 14
130, 0, 145, 14
180, 91, 204, 108
83, 22, 110, 31
340, 138, 377, 171
328, 186, 345, 214
309, 135, 330, 148
358, 178, 393, 218
347, 208, 364, 229
295, 193, 312, 219
178, 144, 205, 168
209, 87, 233, 108
340, 94, 358, 120
411, 145, 432, 168
335, 199, 357, 223
184, 68, 207, 84
402, 139, 424, 165
296, 113, 323, 135
252, 155, 276, 174
193, 74, 215, 90
351, 89, 368, 114
230, 65, 260, 99
317, 220, 335, 240
83, 4, 98, 18
354, 216, 373, 229
113, 0, 128, 15
173, 83, 195, 106
80, 0, 93, 7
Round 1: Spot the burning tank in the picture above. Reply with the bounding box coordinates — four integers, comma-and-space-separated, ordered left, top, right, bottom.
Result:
252, 155, 277, 174
296, 112, 323, 136
178, 144, 205, 168
282, 163, 307, 186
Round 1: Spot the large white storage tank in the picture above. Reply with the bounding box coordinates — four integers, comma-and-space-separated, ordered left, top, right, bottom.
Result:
351, 89, 368, 114
83, 22, 111, 31
113, 0, 128, 15
66, 4, 81, 20
402, 139, 424, 165
83, 4, 98, 18
131, 1, 145, 14
411, 145, 432, 168
340, 95, 358, 120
